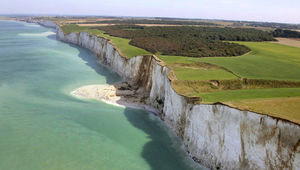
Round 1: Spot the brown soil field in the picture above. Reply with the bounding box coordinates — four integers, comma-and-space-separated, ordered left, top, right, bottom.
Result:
273, 38, 300, 48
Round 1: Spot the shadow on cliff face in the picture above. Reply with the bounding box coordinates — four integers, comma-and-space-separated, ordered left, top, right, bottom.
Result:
69, 43, 120, 84
47, 34, 120, 84
123, 108, 203, 170
70, 43, 120, 84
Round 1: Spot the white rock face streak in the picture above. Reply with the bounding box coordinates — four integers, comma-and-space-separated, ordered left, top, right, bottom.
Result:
54, 22, 300, 169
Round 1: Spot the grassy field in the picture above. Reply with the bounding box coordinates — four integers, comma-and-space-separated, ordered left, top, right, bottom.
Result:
227, 97, 300, 124
61, 24, 151, 58
173, 67, 237, 80
197, 88, 300, 103
160, 41, 300, 100
160, 42, 300, 81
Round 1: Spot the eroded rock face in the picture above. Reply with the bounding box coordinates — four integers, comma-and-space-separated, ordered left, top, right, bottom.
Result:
54, 22, 300, 169
183, 105, 300, 169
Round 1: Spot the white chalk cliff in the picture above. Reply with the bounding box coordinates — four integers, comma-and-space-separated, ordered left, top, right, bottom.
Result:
47, 20, 300, 169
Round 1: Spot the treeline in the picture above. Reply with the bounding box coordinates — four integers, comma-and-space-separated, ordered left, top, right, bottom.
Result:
97, 25, 274, 57
81, 19, 220, 26
272, 29, 300, 38
130, 37, 250, 57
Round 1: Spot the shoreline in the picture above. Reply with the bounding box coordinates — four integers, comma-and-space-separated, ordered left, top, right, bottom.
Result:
71, 83, 159, 115
52, 19, 300, 169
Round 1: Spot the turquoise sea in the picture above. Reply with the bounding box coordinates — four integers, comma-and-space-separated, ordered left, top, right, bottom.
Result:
0, 20, 203, 170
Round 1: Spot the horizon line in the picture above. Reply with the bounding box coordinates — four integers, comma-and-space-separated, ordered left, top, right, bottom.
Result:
1, 13, 299, 25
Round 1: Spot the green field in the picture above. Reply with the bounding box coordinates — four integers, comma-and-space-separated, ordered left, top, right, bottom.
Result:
173, 67, 237, 80
61, 25, 151, 58
160, 42, 300, 81
161, 42, 300, 104
227, 97, 300, 124
197, 88, 300, 103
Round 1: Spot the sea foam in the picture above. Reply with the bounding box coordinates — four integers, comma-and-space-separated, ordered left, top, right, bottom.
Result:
18, 31, 55, 37
24, 23, 41, 27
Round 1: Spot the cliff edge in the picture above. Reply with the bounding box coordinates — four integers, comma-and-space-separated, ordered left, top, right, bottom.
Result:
49, 20, 300, 170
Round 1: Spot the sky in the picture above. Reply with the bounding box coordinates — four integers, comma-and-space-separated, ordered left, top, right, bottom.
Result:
1, 0, 300, 24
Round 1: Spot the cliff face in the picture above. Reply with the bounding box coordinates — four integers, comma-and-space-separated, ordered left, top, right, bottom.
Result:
38, 20, 57, 28
55, 24, 300, 170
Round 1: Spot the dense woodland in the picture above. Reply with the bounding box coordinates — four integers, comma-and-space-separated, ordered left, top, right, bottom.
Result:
272, 29, 300, 38
97, 25, 274, 57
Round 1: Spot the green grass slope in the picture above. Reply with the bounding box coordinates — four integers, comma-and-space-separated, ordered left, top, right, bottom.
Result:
173, 67, 237, 80
197, 88, 300, 103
